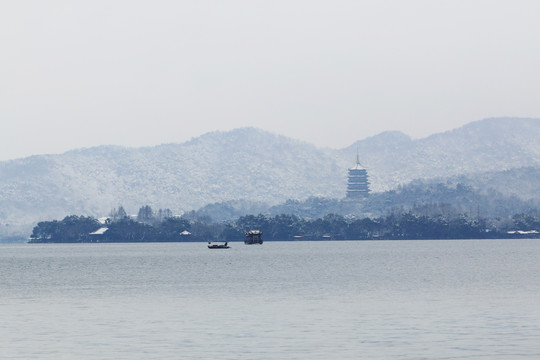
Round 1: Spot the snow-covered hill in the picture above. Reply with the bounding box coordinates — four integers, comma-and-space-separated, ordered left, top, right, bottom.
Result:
340, 117, 540, 190
0, 128, 343, 229
1, 117, 539, 239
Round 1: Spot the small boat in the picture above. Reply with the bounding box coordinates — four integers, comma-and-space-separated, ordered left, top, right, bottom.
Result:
208, 241, 230, 249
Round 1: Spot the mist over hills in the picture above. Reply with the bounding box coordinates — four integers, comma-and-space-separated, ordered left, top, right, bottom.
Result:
1, 117, 539, 239
0, 128, 343, 229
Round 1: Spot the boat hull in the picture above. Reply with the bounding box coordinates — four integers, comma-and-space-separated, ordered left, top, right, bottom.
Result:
207, 241, 230, 249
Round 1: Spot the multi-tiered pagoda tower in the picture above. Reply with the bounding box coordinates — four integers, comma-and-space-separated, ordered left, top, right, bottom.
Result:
346, 152, 370, 199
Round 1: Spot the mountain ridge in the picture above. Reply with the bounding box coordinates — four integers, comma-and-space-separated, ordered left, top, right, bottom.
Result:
1, 117, 539, 239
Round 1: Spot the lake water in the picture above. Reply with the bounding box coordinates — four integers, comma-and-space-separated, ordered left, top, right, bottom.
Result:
1, 240, 539, 359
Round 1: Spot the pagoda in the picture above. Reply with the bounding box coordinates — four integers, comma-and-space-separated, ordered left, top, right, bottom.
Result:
346, 151, 370, 199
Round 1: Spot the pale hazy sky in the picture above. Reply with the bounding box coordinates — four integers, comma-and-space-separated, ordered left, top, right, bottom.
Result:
2, 0, 540, 161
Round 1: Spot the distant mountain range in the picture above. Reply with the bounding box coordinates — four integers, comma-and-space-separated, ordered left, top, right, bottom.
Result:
1, 117, 539, 240
341, 117, 540, 191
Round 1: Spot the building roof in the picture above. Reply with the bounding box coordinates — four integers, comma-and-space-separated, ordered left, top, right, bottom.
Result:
349, 163, 366, 170
90, 227, 109, 235
507, 230, 539, 234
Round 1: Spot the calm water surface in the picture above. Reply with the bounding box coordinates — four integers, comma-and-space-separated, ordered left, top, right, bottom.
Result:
1, 240, 539, 359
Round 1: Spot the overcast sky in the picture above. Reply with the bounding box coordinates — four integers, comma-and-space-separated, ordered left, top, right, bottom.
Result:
2, 1, 540, 161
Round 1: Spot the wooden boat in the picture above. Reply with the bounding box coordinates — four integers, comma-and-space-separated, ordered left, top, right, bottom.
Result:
208, 241, 230, 249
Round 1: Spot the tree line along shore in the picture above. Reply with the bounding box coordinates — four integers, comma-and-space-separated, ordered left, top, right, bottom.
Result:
28, 205, 540, 243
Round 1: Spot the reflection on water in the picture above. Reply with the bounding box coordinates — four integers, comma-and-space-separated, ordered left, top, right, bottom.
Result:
1, 240, 539, 359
